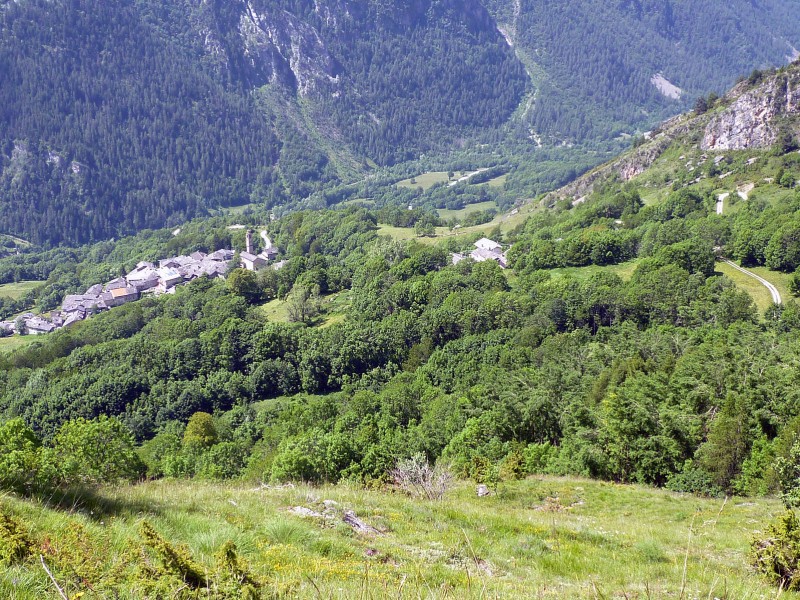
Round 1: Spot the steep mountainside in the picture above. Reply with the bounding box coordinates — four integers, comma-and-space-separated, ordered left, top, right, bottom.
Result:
0, 0, 526, 245
5, 59, 800, 600
484, 0, 800, 142
552, 61, 800, 202
2, 0, 800, 247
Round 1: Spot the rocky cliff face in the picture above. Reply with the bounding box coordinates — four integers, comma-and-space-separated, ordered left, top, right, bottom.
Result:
702, 68, 800, 150
238, 2, 341, 96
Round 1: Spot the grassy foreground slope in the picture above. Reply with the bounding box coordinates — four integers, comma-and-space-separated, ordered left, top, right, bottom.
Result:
0, 477, 788, 599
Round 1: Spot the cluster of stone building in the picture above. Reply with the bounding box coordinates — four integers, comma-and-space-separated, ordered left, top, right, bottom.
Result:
452, 238, 508, 269
2, 232, 283, 336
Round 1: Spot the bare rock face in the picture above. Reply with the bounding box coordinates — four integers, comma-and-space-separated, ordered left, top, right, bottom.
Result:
239, 1, 341, 96
702, 71, 800, 151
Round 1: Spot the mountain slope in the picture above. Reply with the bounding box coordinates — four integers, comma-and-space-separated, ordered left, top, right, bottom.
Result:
0, 0, 527, 245
3, 0, 800, 247
485, 0, 800, 142
551, 60, 800, 202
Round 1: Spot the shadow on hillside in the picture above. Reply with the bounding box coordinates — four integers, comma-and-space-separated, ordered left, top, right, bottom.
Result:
36, 485, 161, 520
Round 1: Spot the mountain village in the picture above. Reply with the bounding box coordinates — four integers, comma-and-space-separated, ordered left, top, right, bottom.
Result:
0, 230, 282, 336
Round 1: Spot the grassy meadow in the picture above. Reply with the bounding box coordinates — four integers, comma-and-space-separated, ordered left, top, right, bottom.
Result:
257, 291, 351, 327
0, 280, 45, 300
547, 260, 640, 283
378, 202, 535, 246
437, 200, 498, 221
0, 335, 36, 354
395, 172, 453, 190
714, 262, 783, 315
0, 476, 788, 599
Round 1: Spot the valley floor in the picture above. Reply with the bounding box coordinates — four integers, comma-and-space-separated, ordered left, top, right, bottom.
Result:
0, 476, 789, 598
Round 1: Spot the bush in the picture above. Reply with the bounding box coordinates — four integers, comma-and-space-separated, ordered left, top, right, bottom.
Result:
775, 440, 800, 508
791, 270, 800, 297
0, 419, 48, 493
183, 412, 218, 449
140, 520, 206, 589
0, 509, 34, 567
270, 429, 355, 484
197, 442, 247, 480
139, 429, 183, 478
389, 453, 453, 500
54, 416, 145, 485
752, 510, 800, 590
665, 461, 724, 497
523, 443, 558, 475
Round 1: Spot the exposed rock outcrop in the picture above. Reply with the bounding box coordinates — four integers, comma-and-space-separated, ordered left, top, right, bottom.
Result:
239, 2, 341, 95
552, 114, 696, 200
702, 69, 800, 150
551, 62, 800, 202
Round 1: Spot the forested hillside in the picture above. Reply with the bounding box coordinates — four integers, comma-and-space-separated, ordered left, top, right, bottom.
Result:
3, 0, 800, 246
1, 106, 799, 497
0, 0, 526, 246
485, 0, 800, 141
4, 63, 800, 596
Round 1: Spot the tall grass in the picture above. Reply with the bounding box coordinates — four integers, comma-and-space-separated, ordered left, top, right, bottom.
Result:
0, 477, 793, 598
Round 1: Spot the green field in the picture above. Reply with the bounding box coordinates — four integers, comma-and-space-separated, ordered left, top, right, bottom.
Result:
747, 265, 792, 303
379, 202, 535, 246
0, 280, 44, 300
341, 198, 375, 207
0, 476, 789, 599
548, 260, 640, 282
0, 334, 36, 354
376, 224, 419, 240
437, 200, 498, 221
258, 297, 291, 322
395, 171, 452, 190
257, 291, 351, 326
714, 262, 777, 314
486, 173, 508, 188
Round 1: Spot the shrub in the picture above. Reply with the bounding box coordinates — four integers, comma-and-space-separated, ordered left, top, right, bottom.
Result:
523, 443, 558, 475
140, 521, 206, 589
665, 461, 724, 497
197, 442, 247, 480
775, 440, 800, 508
54, 416, 145, 485
0, 419, 45, 493
390, 453, 453, 500
752, 510, 800, 590
139, 429, 183, 478
499, 449, 525, 480
215, 540, 260, 597
790, 270, 800, 297
270, 429, 355, 484
0, 509, 34, 567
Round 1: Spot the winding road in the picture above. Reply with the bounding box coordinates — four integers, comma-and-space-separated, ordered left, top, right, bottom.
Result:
721, 259, 782, 305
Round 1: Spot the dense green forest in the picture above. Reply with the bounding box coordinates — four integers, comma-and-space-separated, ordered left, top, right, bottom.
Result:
4, 58, 800, 502
4, 62, 800, 597
0, 0, 527, 245
2, 0, 799, 246
484, 0, 800, 141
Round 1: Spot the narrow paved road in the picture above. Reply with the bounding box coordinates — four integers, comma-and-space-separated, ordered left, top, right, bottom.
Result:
448, 168, 490, 187
716, 192, 729, 215
722, 259, 782, 304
